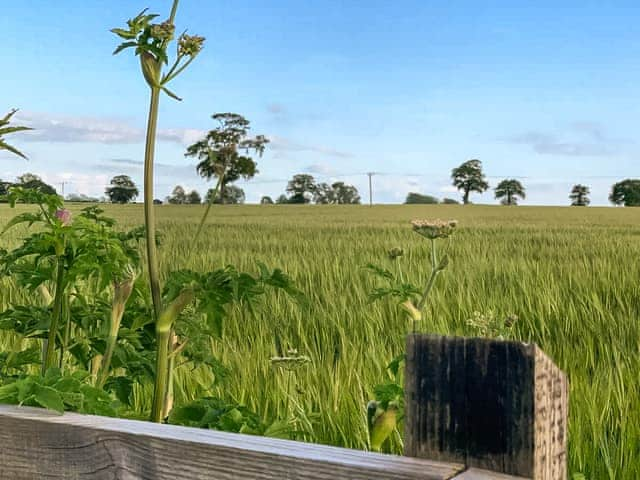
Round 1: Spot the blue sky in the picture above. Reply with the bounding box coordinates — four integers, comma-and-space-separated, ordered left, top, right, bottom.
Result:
2, 1, 639, 205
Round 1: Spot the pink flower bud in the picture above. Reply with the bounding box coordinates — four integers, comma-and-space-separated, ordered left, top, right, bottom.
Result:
55, 209, 72, 226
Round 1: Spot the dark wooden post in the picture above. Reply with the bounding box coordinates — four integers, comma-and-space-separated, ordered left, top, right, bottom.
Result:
404, 334, 568, 479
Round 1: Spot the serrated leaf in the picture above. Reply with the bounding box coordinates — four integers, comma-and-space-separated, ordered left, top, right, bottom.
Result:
33, 384, 64, 413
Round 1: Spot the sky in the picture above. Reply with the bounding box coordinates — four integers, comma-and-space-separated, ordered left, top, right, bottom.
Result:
2, 0, 639, 205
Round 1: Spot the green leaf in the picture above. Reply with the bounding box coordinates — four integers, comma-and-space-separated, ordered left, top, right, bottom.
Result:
33, 384, 64, 413
110, 28, 137, 39
113, 41, 138, 55
161, 86, 183, 101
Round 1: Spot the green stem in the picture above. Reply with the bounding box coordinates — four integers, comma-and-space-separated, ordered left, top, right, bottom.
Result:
417, 239, 438, 311
162, 331, 177, 419
59, 294, 70, 370
188, 174, 224, 261
151, 330, 170, 423
144, 87, 163, 320
44, 258, 65, 372
97, 307, 123, 389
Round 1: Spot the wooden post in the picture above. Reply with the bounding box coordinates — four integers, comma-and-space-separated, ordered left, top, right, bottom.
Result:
404, 334, 568, 479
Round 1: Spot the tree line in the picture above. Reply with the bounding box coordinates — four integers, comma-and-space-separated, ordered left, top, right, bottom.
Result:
404, 159, 638, 207
2, 110, 640, 207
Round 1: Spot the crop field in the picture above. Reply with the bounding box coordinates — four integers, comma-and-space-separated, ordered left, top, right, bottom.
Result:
0, 203, 638, 478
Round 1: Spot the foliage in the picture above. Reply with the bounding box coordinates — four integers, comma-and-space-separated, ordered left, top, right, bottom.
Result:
260, 196, 274, 205
404, 192, 439, 204
442, 197, 459, 204
609, 179, 640, 207
167, 185, 187, 204
205, 185, 245, 204
286, 174, 316, 204
105, 175, 138, 204
314, 182, 360, 204
186, 113, 268, 204
451, 159, 489, 204
0, 109, 32, 160
570, 184, 590, 207
494, 179, 526, 206
186, 190, 201, 205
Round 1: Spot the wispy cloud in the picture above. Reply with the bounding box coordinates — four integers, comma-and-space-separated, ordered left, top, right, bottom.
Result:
14, 111, 205, 145
504, 122, 624, 157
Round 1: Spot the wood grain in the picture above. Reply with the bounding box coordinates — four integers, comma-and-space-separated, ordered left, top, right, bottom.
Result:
404, 334, 568, 479
0, 405, 464, 480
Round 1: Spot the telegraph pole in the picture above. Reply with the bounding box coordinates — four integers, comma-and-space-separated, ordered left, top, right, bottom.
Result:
60, 181, 66, 197
367, 172, 375, 206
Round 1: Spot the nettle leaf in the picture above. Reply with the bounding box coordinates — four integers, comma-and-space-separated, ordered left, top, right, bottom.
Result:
33, 385, 64, 413
104, 376, 134, 406
1, 212, 44, 234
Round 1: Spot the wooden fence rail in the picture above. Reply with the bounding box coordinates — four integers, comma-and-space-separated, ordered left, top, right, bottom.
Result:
0, 334, 567, 480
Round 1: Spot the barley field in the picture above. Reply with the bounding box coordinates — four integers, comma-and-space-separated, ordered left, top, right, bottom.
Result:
1, 203, 638, 478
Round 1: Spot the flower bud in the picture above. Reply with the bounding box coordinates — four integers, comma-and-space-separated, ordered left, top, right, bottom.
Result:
150, 21, 175, 42
387, 247, 404, 260
411, 219, 458, 239
178, 33, 205, 57
55, 209, 72, 226
401, 300, 422, 322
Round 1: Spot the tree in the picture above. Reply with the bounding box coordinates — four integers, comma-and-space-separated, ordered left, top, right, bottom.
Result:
609, 179, 640, 206
405, 192, 439, 204
105, 175, 138, 204
186, 190, 201, 204
442, 198, 459, 204
205, 184, 245, 204
276, 194, 289, 204
167, 185, 187, 204
494, 179, 526, 206
331, 182, 361, 204
286, 174, 316, 204
570, 184, 590, 206
16, 173, 57, 195
260, 196, 274, 205
451, 159, 489, 204
0, 109, 32, 159
313, 182, 335, 204
185, 113, 268, 204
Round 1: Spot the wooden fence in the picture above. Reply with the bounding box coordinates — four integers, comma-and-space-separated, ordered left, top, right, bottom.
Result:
0, 334, 568, 480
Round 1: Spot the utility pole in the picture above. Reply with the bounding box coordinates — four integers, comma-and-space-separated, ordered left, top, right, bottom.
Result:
367, 172, 375, 206
60, 181, 66, 197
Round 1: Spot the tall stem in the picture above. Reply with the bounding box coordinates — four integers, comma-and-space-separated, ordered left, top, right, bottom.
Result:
144, 86, 168, 422
144, 87, 163, 319
151, 330, 170, 422
44, 257, 65, 372
417, 239, 439, 311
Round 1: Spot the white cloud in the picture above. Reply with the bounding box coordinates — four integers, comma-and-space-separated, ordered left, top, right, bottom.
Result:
14, 111, 206, 145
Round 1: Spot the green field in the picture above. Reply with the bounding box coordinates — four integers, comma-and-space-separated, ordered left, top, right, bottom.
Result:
1, 203, 638, 478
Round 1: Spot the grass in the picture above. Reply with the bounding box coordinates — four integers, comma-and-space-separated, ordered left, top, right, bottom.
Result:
1, 203, 638, 478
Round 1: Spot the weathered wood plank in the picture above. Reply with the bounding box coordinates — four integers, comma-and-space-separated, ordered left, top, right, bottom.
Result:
0, 405, 464, 480
404, 334, 568, 479
452, 468, 531, 480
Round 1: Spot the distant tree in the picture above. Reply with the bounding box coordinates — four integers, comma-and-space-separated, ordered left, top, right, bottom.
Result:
570, 184, 590, 206
205, 184, 245, 204
494, 179, 526, 206
286, 174, 316, 204
609, 179, 640, 206
16, 173, 57, 195
0, 180, 12, 196
185, 113, 268, 204
442, 197, 459, 204
260, 196, 274, 205
105, 175, 138, 204
0, 109, 32, 159
167, 185, 187, 204
313, 182, 335, 204
153, 199, 163, 205
405, 192, 439, 204
276, 194, 289, 204
331, 182, 361, 204
451, 159, 489, 204
186, 190, 202, 204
